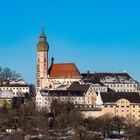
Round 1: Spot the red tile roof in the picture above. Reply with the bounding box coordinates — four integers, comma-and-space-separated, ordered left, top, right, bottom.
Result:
48, 63, 81, 78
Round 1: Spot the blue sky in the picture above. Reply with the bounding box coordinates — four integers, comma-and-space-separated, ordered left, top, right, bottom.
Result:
0, 0, 140, 84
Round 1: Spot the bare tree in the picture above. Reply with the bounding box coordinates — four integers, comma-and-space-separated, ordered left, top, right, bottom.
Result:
0, 66, 21, 80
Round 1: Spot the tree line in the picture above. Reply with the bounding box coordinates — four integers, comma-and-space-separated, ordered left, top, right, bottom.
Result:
1, 99, 140, 140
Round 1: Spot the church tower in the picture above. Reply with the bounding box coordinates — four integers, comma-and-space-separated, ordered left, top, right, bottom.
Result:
36, 26, 49, 93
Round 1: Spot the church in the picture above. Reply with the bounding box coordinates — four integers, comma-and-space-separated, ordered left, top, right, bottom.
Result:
35, 27, 140, 122
36, 27, 82, 94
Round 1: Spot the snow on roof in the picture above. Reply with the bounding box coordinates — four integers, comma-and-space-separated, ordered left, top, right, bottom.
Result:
0, 78, 28, 87
82, 73, 137, 84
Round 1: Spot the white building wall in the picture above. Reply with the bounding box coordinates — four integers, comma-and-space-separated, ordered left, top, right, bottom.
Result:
82, 110, 103, 118
0, 86, 29, 97
105, 83, 138, 92
36, 94, 85, 109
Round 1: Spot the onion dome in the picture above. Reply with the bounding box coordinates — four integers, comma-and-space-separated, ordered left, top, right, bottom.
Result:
37, 26, 49, 52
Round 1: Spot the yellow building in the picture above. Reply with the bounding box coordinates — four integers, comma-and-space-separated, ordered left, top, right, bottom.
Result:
0, 98, 12, 108
97, 92, 140, 122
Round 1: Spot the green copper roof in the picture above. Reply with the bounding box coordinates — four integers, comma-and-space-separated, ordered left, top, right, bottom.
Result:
37, 26, 49, 52
37, 41, 49, 52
